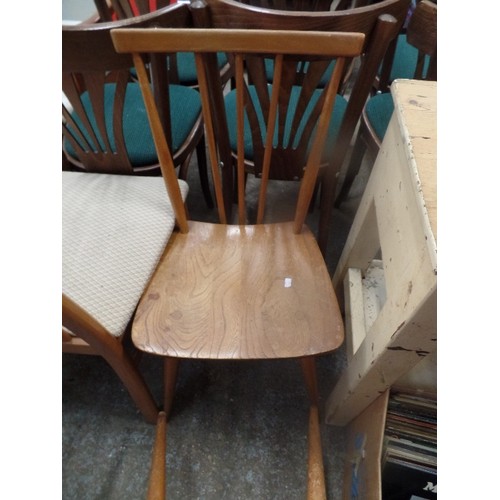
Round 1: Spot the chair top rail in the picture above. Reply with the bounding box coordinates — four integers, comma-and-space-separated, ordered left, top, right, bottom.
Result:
111, 28, 365, 57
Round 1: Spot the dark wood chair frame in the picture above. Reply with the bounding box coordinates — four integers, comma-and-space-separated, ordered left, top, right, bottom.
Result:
189, 0, 410, 255
62, 2, 213, 207
334, 0, 437, 207
62, 3, 205, 424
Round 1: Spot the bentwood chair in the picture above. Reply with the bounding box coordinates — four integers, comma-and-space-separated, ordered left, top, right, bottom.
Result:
94, 0, 233, 91
62, 2, 213, 207
334, 0, 436, 206
93, 0, 233, 90
236, 0, 334, 10
62, 4, 197, 423
111, 26, 364, 496
192, 0, 410, 253
93, 0, 170, 21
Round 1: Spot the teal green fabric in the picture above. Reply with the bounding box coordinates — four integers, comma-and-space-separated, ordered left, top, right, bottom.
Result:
365, 92, 394, 140
224, 85, 348, 162
65, 82, 201, 166
264, 59, 337, 88
129, 52, 228, 84
177, 52, 228, 84
388, 34, 431, 81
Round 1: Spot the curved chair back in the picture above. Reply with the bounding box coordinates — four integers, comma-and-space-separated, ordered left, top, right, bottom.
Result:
192, 0, 410, 250
93, 0, 171, 21
378, 0, 437, 90
235, 0, 334, 11
334, 0, 437, 207
62, 2, 198, 174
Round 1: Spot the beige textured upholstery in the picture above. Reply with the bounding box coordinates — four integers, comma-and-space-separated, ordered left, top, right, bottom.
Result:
62, 172, 189, 337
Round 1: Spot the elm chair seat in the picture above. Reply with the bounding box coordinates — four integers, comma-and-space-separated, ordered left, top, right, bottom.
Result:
63, 172, 188, 338
64, 82, 202, 168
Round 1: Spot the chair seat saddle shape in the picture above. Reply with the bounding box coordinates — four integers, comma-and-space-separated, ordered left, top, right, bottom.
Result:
111, 26, 364, 496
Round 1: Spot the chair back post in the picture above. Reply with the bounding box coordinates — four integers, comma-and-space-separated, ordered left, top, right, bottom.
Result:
378, 0, 437, 90
150, 52, 174, 152
190, 0, 234, 221
406, 0, 437, 80
317, 12, 400, 252
377, 34, 398, 92
93, 0, 113, 21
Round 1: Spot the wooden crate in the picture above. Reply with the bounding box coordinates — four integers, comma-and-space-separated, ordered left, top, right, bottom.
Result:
326, 80, 437, 426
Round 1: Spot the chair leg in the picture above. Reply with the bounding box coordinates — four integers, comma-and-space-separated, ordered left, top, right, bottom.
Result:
196, 136, 214, 209
163, 357, 180, 421
300, 357, 327, 500
334, 129, 368, 208
147, 411, 167, 500
300, 356, 320, 406
111, 346, 159, 424
63, 296, 159, 424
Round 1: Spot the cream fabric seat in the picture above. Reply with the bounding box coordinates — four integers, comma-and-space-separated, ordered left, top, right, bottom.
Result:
62, 171, 189, 423
63, 171, 188, 337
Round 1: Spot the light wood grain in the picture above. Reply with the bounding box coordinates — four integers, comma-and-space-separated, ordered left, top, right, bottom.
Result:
147, 411, 167, 500
133, 221, 343, 359
326, 80, 436, 426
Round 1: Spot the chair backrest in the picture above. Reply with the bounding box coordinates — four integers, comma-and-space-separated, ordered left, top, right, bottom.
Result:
111, 28, 364, 231
192, 0, 409, 241
378, 0, 437, 89
62, 2, 193, 174
406, 0, 437, 79
235, 0, 334, 11
93, 0, 171, 21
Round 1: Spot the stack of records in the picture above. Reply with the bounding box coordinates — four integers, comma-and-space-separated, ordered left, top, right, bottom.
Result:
382, 391, 437, 499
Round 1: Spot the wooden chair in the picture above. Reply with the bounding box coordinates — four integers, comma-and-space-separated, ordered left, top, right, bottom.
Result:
62, 4, 199, 424
62, 169, 189, 423
334, 0, 436, 206
62, 2, 213, 207
145, 411, 167, 499
93, 0, 170, 21
92, 0, 233, 90
191, 0, 410, 253
236, 0, 334, 10
111, 26, 364, 496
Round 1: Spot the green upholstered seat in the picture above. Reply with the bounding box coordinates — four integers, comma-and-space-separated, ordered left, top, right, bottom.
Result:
364, 91, 394, 141
129, 52, 229, 86
384, 33, 431, 82
176, 52, 229, 85
369, 34, 432, 142
224, 85, 348, 163
65, 82, 201, 166
264, 59, 337, 88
